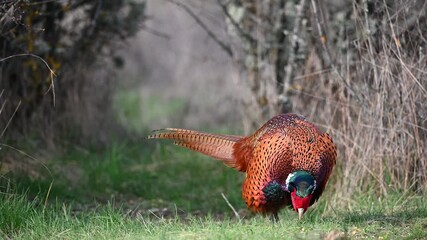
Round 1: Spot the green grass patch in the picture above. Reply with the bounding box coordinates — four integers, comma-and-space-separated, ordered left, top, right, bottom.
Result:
0, 190, 426, 239
1, 141, 427, 239
3, 140, 245, 213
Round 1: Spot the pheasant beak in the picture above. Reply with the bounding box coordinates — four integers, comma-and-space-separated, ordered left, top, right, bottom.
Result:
298, 208, 304, 220
291, 191, 312, 220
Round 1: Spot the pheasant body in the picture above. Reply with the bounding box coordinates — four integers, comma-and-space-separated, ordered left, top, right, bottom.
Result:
147, 113, 337, 220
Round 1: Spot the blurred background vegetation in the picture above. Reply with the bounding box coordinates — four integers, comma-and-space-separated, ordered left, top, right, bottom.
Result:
0, 0, 426, 219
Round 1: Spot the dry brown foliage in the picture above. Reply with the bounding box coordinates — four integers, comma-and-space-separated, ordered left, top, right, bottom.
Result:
292, 0, 427, 199
219, 0, 426, 198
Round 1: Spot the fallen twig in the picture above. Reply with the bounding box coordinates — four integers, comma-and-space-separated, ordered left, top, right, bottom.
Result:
221, 192, 240, 221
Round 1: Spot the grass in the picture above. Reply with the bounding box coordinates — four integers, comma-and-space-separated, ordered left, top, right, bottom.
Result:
1, 142, 426, 239
3, 141, 245, 214
0, 188, 426, 239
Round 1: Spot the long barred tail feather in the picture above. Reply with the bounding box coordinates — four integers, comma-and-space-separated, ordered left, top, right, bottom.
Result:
146, 128, 245, 170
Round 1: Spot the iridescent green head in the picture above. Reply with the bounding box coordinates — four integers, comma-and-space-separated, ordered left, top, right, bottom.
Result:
285, 170, 316, 197
285, 170, 317, 219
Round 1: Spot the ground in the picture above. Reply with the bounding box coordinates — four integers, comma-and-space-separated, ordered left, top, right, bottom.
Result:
1, 141, 426, 239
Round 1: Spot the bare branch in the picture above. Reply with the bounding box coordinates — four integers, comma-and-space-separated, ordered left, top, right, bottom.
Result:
0, 0, 16, 5
141, 25, 170, 40
216, 0, 256, 46
395, 3, 426, 36
166, 0, 233, 57
310, 0, 362, 103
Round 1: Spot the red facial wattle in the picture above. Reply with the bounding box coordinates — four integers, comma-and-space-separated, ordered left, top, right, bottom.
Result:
290, 191, 313, 212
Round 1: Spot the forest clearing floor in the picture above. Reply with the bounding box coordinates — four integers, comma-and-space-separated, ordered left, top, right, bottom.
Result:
1, 141, 426, 239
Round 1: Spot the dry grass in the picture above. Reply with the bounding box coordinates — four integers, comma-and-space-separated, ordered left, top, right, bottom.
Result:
291, 0, 427, 202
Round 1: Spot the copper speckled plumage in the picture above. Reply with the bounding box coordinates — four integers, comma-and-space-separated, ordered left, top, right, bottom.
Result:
147, 113, 337, 221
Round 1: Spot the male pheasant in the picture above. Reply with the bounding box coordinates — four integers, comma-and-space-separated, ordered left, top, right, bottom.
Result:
147, 113, 337, 221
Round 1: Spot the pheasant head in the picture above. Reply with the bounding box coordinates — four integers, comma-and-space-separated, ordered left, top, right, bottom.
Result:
285, 170, 316, 219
